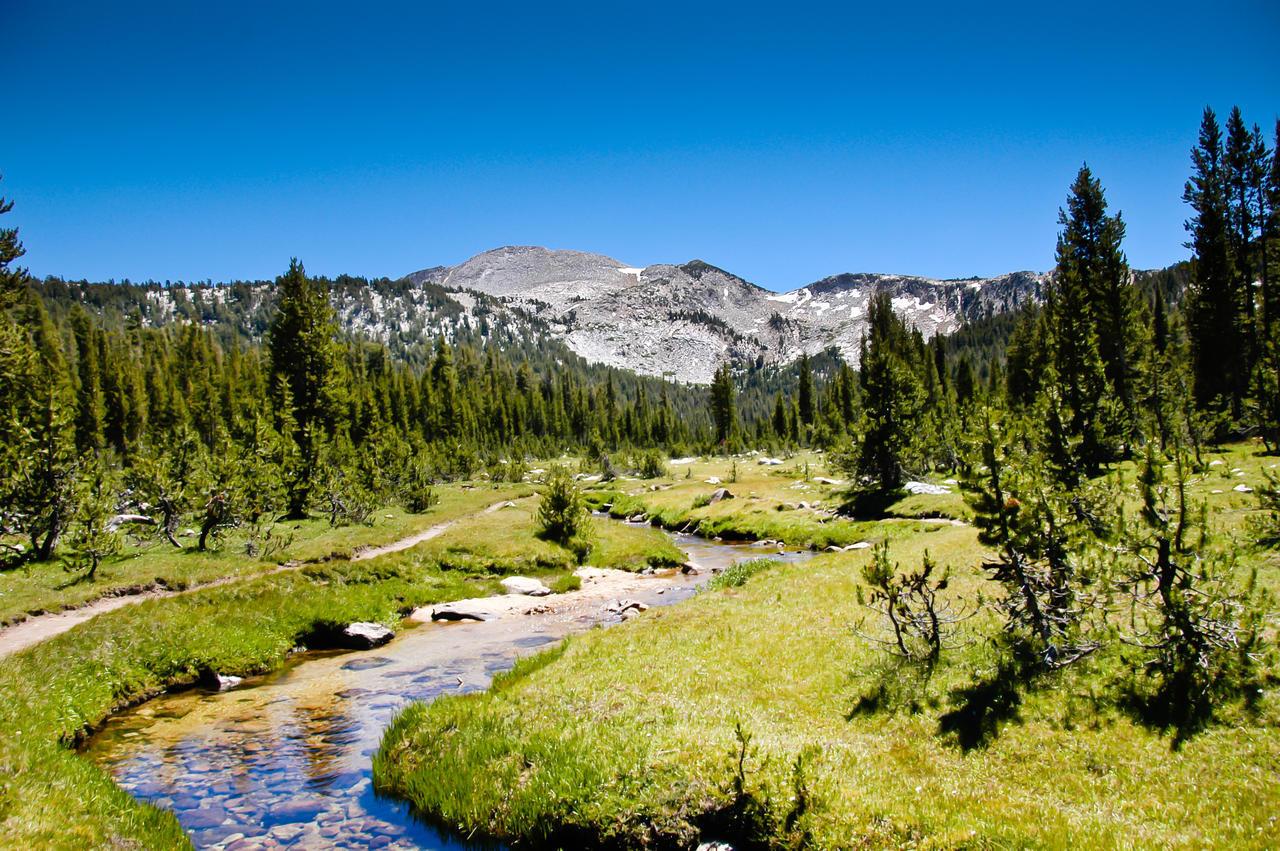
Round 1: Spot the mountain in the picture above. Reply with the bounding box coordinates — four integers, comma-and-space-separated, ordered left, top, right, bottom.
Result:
35, 245, 1050, 385
408, 246, 1048, 383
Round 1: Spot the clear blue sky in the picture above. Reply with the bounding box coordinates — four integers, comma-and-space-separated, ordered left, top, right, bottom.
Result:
4, 1, 1277, 290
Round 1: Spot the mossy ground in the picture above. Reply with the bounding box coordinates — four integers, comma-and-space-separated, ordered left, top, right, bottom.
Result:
376, 444, 1280, 849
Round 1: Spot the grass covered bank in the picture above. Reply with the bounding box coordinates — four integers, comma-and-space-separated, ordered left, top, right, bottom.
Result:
582, 452, 969, 550
0, 492, 680, 848
0, 484, 534, 627
375, 451, 1280, 849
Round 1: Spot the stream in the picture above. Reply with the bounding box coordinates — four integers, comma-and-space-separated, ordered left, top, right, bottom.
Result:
83, 523, 811, 850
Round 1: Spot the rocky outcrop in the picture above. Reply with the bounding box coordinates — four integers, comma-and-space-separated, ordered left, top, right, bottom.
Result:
409, 247, 1048, 383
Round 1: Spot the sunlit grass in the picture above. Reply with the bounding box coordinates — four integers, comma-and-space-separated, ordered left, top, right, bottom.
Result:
377, 443, 1280, 848
0, 484, 533, 626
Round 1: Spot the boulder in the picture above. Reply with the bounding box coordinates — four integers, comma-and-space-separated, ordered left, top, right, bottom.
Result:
1233, 484, 1254, 493
199, 669, 243, 691
709, 488, 735, 504
431, 601, 500, 621
680, 562, 701, 575
606, 599, 649, 615
904, 481, 951, 495
705, 476, 722, 484
757, 457, 784, 465
500, 576, 552, 596
812, 476, 843, 485
106, 513, 155, 531
845, 541, 872, 550
341, 622, 395, 649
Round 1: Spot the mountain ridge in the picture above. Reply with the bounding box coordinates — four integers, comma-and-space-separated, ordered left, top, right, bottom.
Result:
406, 245, 1048, 382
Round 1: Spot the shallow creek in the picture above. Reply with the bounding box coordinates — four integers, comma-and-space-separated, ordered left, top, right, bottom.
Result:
83, 524, 811, 850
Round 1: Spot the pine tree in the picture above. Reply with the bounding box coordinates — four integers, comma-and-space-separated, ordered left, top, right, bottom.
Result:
797, 353, 814, 425
268, 259, 340, 518
710, 361, 737, 449
849, 292, 925, 491
1185, 107, 1247, 415
71, 308, 105, 453
1048, 165, 1130, 471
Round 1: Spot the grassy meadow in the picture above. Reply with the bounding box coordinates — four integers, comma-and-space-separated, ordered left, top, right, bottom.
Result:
0, 477, 683, 849
375, 444, 1280, 849
0, 483, 535, 627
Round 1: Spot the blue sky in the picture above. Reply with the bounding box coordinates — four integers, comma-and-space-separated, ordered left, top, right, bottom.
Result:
4, 1, 1277, 290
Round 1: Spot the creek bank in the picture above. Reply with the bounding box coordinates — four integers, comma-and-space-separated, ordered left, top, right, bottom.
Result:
84, 528, 812, 850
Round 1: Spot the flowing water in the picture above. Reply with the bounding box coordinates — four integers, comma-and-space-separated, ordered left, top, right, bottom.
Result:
83, 525, 810, 850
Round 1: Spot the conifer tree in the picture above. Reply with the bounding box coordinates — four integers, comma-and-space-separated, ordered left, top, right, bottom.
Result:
850, 292, 924, 491
710, 362, 737, 449
797, 353, 814, 425
1185, 107, 1247, 415
1048, 165, 1129, 470
268, 259, 340, 518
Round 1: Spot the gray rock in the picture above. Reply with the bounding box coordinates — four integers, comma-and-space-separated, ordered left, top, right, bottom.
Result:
500, 576, 552, 596
342, 622, 395, 649
607, 599, 649, 615
709, 488, 735, 504
431, 601, 500, 621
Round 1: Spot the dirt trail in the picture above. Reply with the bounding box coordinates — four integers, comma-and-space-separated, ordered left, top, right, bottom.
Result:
0, 498, 525, 660
350, 498, 517, 561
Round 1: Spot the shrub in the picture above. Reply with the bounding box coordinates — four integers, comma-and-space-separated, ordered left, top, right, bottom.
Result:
551, 574, 582, 594
537, 466, 588, 546
636, 450, 667, 480
709, 558, 777, 589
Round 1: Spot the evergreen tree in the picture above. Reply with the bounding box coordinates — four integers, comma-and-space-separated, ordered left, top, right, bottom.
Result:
710, 362, 737, 449
797, 353, 814, 425
1047, 165, 1130, 471
268, 259, 340, 518
71, 308, 105, 453
849, 292, 924, 491
1185, 107, 1248, 414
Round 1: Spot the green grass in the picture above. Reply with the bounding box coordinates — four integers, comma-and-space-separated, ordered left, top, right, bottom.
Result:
400, 499, 685, 576
375, 443, 1280, 849
0, 484, 533, 627
0, 553, 483, 848
0, 481, 683, 849
582, 451, 972, 550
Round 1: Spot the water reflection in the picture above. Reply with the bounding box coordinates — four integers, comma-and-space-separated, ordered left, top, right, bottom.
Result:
84, 530, 810, 849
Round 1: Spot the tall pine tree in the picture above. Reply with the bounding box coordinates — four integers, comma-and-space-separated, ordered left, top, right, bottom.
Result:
268, 259, 340, 518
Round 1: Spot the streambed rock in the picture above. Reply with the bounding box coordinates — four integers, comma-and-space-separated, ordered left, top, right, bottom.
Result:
606, 599, 649, 615
342, 622, 395, 649
428, 601, 501, 621
500, 576, 552, 596
199, 670, 243, 691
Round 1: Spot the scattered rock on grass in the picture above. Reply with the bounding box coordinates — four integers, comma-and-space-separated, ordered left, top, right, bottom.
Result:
709, 488, 735, 504
1234, 484, 1254, 493
904, 481, 951, 495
